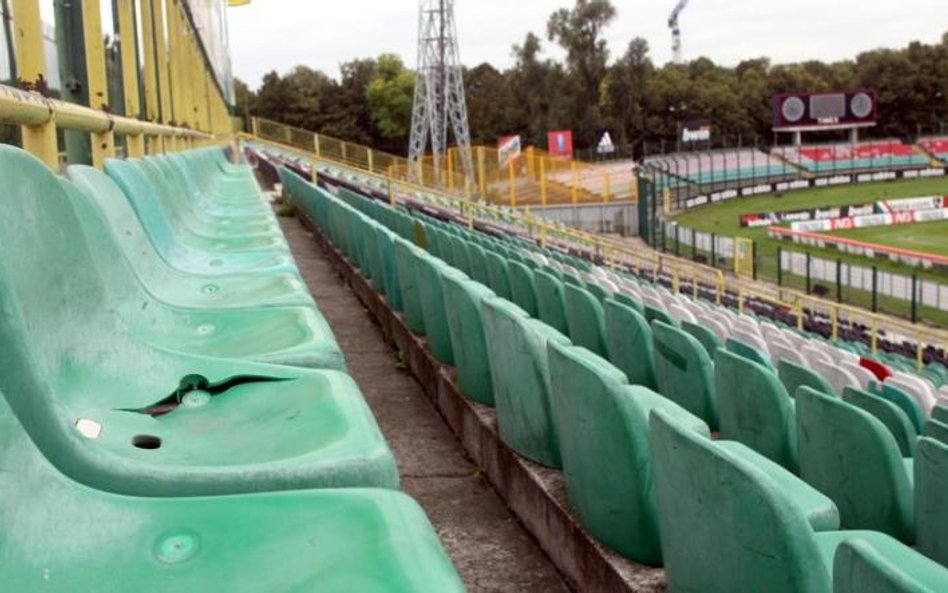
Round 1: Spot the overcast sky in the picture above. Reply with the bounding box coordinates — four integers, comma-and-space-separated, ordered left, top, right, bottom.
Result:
227, 1, 947, 89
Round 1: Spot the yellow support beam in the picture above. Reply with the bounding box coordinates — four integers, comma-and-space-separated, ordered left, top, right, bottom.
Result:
140, 0, 161, 153
11, 0, 58, 168
153, 0, 172, 123
81, 0, 116, 168
117, 0, 144, 157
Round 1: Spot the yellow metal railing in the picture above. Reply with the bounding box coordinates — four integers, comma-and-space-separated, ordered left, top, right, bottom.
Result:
252, 117, 637, 208
3, 0, 231, 168
245, 131, 947, 368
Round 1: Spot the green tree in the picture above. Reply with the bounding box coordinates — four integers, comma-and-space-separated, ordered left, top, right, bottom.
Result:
365, 54, 415, 148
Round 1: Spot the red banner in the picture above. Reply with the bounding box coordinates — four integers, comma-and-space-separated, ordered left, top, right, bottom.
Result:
547, 130, 574, 159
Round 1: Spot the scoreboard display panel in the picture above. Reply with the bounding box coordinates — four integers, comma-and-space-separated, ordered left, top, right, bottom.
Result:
772, 90, 877, 131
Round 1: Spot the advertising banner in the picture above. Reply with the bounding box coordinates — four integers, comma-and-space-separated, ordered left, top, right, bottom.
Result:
547, 130, 574, 159
497, 135, 522, 167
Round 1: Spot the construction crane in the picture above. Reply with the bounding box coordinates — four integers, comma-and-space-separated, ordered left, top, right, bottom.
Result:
668, 0, 689, 65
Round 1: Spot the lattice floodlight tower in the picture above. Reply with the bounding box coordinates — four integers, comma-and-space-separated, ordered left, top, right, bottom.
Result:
668, 0, 689, 65
408, 0, 475, 188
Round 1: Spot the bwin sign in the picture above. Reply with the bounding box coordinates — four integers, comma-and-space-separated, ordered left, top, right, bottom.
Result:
682, 125, 711, 143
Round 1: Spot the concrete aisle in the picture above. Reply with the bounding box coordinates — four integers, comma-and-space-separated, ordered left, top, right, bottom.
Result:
282, 218, 572, 593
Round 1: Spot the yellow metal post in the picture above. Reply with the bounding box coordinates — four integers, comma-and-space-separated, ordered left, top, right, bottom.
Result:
12, 0, 58, 167
692, 277, 698, 300
447, 149, 454, 191
313, 133, 320, 155
153, 0, 172, 149
117, 0, 144, 157
81, 0, 116, 167
508, 159, 516, 208
831, 306, 839, 342
367, 149, 374, 174
540, 157, 547, 206
796, 301, 805, 331
870, 318, 878, 353
477, 146, 486, 200
604, 171, 611, 202
140, 0, 161, 153
571, 162, 578, 204
738, 288, 744, 313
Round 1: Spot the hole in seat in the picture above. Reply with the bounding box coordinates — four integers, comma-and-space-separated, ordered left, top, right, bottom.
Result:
132, 435, 162, 450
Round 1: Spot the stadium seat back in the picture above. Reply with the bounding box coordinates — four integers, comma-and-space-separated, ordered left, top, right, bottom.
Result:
603, 299, 656, 390
652, 321, 719, 430
715, 349, 797, 470
779, 359, 834, 398
442, 276, 495, 405
843, 387, 917, 457
563, 284, 608, 357
393, 239, 427, 335
796, 387, 914, 542
481, 297, 566, 468
534, 270, 570, 335
508, 260, 539, 317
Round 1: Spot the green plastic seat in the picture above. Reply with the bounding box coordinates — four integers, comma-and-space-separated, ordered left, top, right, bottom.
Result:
563, 284, 608, 357
932, 406, 948, 424
796, 387, 914, 542
0, 146, 398, 495
482, 298, 567, 468
374, 227, 403, 312
534, 270, 570, 335
843, 387, 918, 457
649, 408, 916, 593
652, 320, 719, 430
361, 221, 388, 296
562, 272, 585, 288
393, 239, 427, 335
108, 159, 289, 255
442, 276, 495, 405
449, 235, 472, 275
916, 436, 948, 565
870, 382, 927, 434
644, 303, 676, 326
922, 419, 948, 445
548, 342, 708, 565
603, 299, 657, 390
585, 281, 612, 304
465, 241, 491, 286
726, 337, 776, 371
682, 320, 722, 358
68, 166, 310, 307
484, 251, 512, 299
0, 393, 462, 592
508, 260, 539, 317
780, 359, 835, 398
833, 537, 948, 593
716, 348, 797, 470
613, 292, 645, 316
416, 254, 466, 365
65, 168, 344, 369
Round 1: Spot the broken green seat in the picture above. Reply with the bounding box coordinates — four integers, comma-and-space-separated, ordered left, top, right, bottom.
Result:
652, 320, 719, 430
563, 284, 608, 357
0, 393, 463, 592
833, 537, 948, 593
716, 348, 797, 470
796, 387, 914, 543
482, 297, 567, 468
604, 299, 657, 390
548, 342, 708, 565
649, 408, 918, 593
442, 276, 495, 405
67, 166, 314, 310
0, 146, 396, 495
780, 359, 835, 398
843, 387, 918, 457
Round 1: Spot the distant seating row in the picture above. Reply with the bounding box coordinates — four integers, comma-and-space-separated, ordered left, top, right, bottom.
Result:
0, 145, 462, 590
280, 164, 948, 592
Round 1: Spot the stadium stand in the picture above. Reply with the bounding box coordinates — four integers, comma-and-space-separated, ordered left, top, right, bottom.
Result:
0, 144, 465, 590
919, 136, 948, 162
645, 148, 794, 186
773, 139, 930, 173
275, 149, 948, 589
